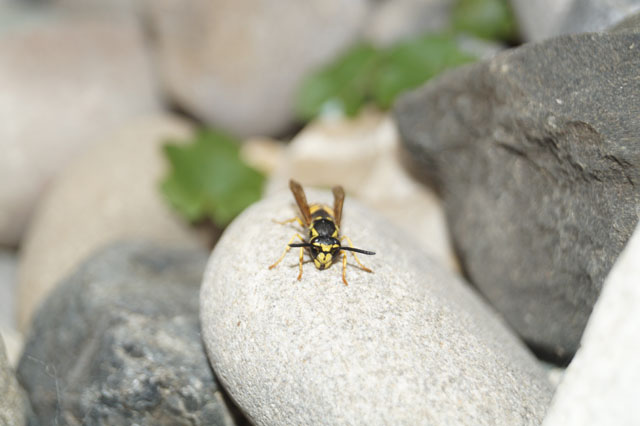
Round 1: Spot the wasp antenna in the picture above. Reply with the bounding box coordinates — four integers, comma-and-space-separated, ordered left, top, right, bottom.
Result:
289, 242, 312, 248
340, 247, 376, 255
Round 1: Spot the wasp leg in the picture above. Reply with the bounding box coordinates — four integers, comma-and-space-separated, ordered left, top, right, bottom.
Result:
272, 216, 305, 227
341, 251, 349, 286
297, 246, 304, 281
340, 235, 373, 273
269, 233, 305, 270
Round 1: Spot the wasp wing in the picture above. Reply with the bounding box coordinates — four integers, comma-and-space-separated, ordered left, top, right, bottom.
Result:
332, 185, 345, 228
289, 179, 312, 226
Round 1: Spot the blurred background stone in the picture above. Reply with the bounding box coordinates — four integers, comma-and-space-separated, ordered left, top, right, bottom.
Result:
18, 242, 242, 426
266, 109, 458, 272
543, 222, 640, 426
512, 0, 640, 41
364, 0, 454, 45
147, 0, 368, 137
17, 114, 209, 331
0, 5, 161, 246
609, 9, 640, 31
395, 31, 640, 360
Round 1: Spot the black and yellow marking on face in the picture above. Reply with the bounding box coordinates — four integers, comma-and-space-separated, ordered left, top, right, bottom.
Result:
269, 180, 375, 286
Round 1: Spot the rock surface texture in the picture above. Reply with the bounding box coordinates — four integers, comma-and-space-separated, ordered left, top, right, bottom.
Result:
201, 190, 553, 425
18, 242, 239, 426
395, 32, 640, 359
543, 222, 640, 426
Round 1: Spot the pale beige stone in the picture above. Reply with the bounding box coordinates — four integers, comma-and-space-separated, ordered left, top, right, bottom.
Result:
0, 336, 27, 426
0, 329, 22, 369
201, 190, 552, 425
0, 8, 160, 246
240, 137, 286, 176
17, 114, 207, 331
364, 0, 453, 46
267, 109, 458, 272
148, 0, 369, 137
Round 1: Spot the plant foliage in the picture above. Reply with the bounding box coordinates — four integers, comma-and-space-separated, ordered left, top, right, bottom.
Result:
161, 130, 264, 228
295, 34, 475, 120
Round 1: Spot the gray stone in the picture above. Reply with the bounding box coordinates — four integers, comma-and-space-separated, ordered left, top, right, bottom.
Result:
1, 336, 29, 426
394, 32, 640, 359
201, 190, 553, 425
543, 222, 640, 426
18, 242, 242, 426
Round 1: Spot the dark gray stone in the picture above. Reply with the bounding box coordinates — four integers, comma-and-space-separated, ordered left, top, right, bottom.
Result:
394, 32, 640, 360
17, 242, 244, 426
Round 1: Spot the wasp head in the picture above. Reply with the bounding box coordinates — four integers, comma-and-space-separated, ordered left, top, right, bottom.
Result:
309, 236, 340, 269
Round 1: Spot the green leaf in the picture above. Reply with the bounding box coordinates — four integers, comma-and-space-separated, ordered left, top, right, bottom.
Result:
452, 0, 517, 42
295, 44, 379, 120
161, 129, 264, 228
295, 33, 477, 120
372, 34, 475, 108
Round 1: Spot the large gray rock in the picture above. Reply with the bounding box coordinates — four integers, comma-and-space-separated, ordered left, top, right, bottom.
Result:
201, 190, 553, 425
18, 242, 241, 426
543, 222, 640, 426
394, 32, 640, 359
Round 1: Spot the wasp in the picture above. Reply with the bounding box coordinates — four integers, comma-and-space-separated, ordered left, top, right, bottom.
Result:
269, 179, 375, 285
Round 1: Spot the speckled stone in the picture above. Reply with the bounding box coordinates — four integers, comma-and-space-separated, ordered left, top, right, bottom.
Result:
201, 189, 553, 425
18, 242, 242, 426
